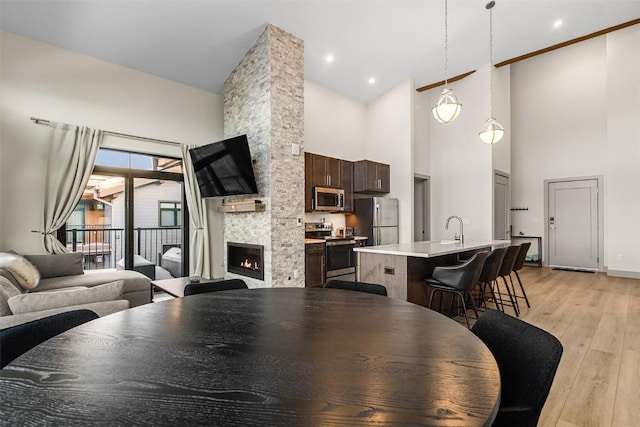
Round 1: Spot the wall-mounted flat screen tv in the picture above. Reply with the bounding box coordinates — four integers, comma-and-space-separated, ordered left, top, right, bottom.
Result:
188, 135, 259, 198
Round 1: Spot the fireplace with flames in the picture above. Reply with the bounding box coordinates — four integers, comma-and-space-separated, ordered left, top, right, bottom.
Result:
227, 242, 264, 281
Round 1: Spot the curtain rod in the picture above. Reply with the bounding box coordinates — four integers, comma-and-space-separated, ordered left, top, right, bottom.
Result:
30, 117, 183, 147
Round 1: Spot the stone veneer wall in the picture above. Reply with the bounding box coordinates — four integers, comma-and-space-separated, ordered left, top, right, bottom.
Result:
223, 24, 305, 288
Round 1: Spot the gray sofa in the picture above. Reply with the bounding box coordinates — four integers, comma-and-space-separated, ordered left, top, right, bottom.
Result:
0, 252, 152, 329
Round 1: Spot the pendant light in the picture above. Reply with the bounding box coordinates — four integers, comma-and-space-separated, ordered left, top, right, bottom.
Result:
478, 1, 504, 144
432, 0, 462, 123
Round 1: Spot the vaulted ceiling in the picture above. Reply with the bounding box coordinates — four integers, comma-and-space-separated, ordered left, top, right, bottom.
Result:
1, 1, 639, 102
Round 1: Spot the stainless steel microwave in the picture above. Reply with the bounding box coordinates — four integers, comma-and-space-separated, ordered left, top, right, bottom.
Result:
313, 187, 345, 212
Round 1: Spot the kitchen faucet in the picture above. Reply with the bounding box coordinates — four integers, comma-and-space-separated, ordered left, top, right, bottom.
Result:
446, 215, 464, 244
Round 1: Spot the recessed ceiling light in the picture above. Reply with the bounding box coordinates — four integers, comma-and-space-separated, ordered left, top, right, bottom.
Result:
325, 54, 334, 63
368, 77, 376, 84
553, 19, 563, 28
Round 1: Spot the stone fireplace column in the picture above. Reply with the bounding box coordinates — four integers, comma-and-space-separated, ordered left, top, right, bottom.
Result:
223, 24, 305, 288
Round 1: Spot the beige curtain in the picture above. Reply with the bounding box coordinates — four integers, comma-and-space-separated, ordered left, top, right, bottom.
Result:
182, 144, 211, 278
42, 124, 102, 253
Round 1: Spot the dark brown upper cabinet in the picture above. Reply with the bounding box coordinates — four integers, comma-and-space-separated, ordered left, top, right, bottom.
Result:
305, 152, 314, 212
341, 160, 354, 213
311, 154, 342, 189
353, 160, 390, 194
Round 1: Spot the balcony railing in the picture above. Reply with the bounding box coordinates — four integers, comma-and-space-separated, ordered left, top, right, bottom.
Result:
66, 226, 181, 271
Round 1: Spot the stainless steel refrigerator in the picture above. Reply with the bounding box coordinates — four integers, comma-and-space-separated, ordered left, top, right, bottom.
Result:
347, 198, 399, 246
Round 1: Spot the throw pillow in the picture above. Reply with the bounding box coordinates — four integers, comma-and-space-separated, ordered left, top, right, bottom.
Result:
0, 276, 23, 316
0, 252, 40, 290
7, 280, 125, 315
25, 252, 84, 279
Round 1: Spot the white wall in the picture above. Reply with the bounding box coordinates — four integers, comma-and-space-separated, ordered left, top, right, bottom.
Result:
425, 64, 507, 242
511, 37, 607, 246
0, 32, 224, 273
365, 79, 414, 243
511, 27, 640, 276
605, 26, 640, 276
304, 79, 366, 160
413, 91, 431, 176
492, 65, 511, 175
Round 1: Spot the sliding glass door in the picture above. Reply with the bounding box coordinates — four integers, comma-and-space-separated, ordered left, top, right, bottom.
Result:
61, 149, 188, 279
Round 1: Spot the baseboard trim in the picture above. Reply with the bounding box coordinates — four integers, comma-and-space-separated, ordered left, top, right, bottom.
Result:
607, 270, 640, 279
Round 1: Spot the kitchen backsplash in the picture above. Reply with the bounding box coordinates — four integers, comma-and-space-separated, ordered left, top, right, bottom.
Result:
304, 212, 347, 234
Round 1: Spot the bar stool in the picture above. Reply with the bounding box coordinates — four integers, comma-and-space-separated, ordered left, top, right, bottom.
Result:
496, 245, 521, 317
511, 242, 532, 309
424, 251, 489, 329
477, 247, 508, 312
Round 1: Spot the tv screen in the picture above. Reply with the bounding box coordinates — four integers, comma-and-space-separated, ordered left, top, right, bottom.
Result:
188, 135, 259, 198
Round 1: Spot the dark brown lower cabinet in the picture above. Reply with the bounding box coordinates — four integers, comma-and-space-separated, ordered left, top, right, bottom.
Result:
305, 242, 325, 287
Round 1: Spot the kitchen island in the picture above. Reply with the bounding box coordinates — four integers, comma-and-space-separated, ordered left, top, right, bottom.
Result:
354, 240, 510, 305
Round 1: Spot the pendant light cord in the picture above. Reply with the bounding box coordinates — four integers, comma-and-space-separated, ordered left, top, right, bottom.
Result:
488, 2, 494, 118
444, 0, 449, 87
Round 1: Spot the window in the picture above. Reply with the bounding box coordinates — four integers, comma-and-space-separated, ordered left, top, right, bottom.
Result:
67, 202, 86, 229
159, 201, 181, 227
95, 148, 182, 173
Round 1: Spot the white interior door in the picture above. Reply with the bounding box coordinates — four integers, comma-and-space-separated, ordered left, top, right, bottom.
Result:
494, 172, 510, 240
548, 179, 598, 271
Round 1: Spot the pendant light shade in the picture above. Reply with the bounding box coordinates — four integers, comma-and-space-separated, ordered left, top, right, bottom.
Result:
432, 88, 462, 123
478, 117, 504, 144
479, 1, 504, 144
432, 0, 461, 124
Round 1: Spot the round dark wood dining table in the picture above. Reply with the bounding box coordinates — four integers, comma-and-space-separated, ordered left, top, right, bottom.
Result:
0, 288, 500, 426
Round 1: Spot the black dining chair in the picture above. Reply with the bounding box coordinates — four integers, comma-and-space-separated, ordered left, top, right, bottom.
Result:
511, 242, 532, 309
184, 279, 248, 296
424, 251, 489, 328
324, 280, 388, 296
477, 247, 508, 312
1, 309, 99, 369
471, 309, 563, 427
496, 245, 521, 316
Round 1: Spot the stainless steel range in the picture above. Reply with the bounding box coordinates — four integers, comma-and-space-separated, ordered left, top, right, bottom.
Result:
305, 222, 356, 281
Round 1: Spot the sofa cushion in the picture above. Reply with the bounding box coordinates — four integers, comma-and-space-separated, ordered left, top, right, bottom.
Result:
0, 299, 130, 329
8, 280, 124, 315
24, 253, 84, 279
0, 269, 22, 289
0, 253, 40, 290
1, 276, 23, 316
36, 269, 150, 294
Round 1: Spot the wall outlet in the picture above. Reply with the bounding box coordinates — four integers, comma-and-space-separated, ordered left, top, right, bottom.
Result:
296, 217, 302, 226
291, 143, 300, 155
293, 269, 299, 279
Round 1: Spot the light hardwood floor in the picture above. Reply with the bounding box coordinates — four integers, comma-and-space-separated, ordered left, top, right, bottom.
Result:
491, 267, 640, 427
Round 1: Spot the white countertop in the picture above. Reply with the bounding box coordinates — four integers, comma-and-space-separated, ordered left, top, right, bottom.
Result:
354, 240, 510, 258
